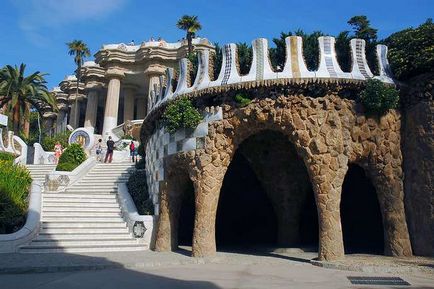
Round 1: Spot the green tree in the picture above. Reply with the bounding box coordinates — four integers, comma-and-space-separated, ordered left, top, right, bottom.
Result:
335, 30, 351, 72
212, 43, 223, 79
176, 15, 202, 55
269, 32, 292, 71
0, 64, 56, 136
295, 30, 324, 71
385, 19, 434, 80
236, 43, 253, 75
66, 40, 90, 127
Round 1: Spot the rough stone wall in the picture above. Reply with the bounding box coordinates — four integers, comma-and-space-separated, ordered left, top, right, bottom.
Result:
401, 74, 434, 256
153, 93, 413, 261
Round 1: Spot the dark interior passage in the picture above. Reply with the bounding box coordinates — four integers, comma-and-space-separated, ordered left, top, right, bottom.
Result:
341, 164, 384, 254
216, 152, 278, 249
177, 181, 195, 246
298, 188, 319, 248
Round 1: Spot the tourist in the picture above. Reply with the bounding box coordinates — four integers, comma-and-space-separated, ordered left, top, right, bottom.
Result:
129, 141, 136, 163
95, 139, 103, 162
53, 141, 63, 164
104, 136, 115, 163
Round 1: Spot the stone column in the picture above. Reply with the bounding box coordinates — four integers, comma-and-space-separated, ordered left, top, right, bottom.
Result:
69, 100, 77, 128
308, 155, 348, 261
136, 97, 146, 119
147, 74, 160, 113
84, 90, 99, 133
56, 110, 65, 133
102, 70, 124, 138
123, 87, 136, 122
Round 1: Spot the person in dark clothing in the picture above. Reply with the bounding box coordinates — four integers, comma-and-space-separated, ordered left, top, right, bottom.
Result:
105, 136, 115, 163
129, 141, 136, 163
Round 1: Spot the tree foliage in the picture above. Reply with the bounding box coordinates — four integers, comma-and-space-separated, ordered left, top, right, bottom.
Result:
236, 43, 253, 75
127, 170, 154, 215
0, 64, 57, 136
385, 19, 434, 80
176, 15, 202, 55
162, 97, 202, 134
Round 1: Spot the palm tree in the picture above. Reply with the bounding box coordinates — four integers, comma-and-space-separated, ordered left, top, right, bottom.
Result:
0, 64, 57, 136
66, 40, 90, 127
176, 15, 202, 55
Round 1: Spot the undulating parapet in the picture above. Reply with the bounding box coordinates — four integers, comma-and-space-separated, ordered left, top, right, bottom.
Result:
279, 36, 315, 79
317, 36, 351, 79
242, 38, 276, 82
375, 44, 394, 84
148, 36, 396, 115
350, 39, 374, 80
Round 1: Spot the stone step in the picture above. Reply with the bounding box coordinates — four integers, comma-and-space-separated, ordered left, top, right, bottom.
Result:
43, 207, 121, 213
36, 233, 134, 241
28, 239, 139, 247
43, 202, 119, 208
69, 184, 118, 189
64, 188, 118, 194
43, 198, 117, 204
42, 222, 126, 228
43, 211, 121, 217
41, 227, 129, 234
19, 244, 146, 253
43, 193, 117, 199
42, 217, 123, 222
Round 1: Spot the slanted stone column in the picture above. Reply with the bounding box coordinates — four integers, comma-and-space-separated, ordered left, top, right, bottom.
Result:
147, 74, 160, 112
55, 110, 66, 133
69, 100, 78, 128
102, 69, 124, 138
123, 87, 136, 122
84, 89, 99, 133
136, 96, 146, 119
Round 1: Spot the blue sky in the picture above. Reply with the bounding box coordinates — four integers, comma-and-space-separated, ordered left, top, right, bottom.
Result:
1, 0, 432, 89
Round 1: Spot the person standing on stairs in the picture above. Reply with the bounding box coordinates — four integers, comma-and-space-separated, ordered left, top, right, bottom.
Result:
95, 139, 103, 162
105, 136, 115, 163
129, 141, 136, 163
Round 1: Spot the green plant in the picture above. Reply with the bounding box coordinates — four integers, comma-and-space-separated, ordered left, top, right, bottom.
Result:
135, 158, 145, 169
0, 151, 15, 162
42, 131, 71, 151
360, 79, 399, 115
385, 19, 434, 80
162, 97, 202, 134
0, 160, 32, 233
234, 93, 252, 107
137, 143, 145, 157
122, 134, 134, 140
127, 170, 154, 215
176, 15, 202, 54
56, 143, 86, 171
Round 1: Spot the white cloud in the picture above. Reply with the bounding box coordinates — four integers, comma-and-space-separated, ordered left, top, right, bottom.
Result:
11, 0, 126, 45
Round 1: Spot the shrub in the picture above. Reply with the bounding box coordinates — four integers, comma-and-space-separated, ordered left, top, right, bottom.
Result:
360, 79, 400, 115
56, 143, 86, 171
0, 160, 32, 233
0, 151, 15, 162
162, 97, 202, 134
127, 170, 154, 215
234, 93, 252, 107
42, 131, 71, 151
135, 158, 146, 169
137, 143, 145, 157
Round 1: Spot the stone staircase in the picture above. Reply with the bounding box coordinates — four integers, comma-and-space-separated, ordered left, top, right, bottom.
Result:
19, 162, 146, 253
26, 164, 56, 183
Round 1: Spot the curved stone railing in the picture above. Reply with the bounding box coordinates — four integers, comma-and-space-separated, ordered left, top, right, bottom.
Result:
0, 129, 28, 165
0, 182, 42, 253
147, 36, 394, 115
33, 143, 56, 164
117, 183, 157, 248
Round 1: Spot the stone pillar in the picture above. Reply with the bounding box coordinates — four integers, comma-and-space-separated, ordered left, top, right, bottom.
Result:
69, 101, 77, 128
136, 97, 146, 119
123, 87, 136, 122
147, 74, 160, 113
191, 163, 229, 257
84, 89, 99, 133
309, 155, 348, 261
56, 110, 65, 133
102, 70, 124, 138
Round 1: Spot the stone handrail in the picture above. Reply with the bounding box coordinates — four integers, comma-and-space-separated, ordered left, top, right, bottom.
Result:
44, 157, 97, 192
147, 36, 394, 115
117, 183, 156, 248
0, 129, 27, 164
33, 143, 56, 164
0, 182, 42, 253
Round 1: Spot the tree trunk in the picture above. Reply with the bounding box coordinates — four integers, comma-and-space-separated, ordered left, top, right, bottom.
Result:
12, 105, 20, 135
187, 32, 193, 55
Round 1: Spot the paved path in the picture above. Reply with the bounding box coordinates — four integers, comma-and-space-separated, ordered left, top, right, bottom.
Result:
0, 249, 432, 288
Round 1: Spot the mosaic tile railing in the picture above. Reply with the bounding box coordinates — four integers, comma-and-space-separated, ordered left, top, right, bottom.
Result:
146, 36, 394, 115
145, 107, 222, 213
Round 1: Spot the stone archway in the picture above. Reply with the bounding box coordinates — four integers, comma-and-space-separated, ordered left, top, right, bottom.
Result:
341, 164, 384, 254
